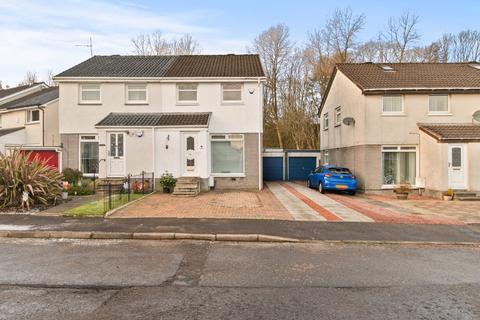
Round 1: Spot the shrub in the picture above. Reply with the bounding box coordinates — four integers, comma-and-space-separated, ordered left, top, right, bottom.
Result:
158, 172, 176, 189
62, 168, 83, 184
68, 179, 93, 196
0, 149, 63, 208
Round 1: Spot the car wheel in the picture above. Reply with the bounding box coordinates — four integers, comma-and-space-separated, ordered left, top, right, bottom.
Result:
349, 190, 356, 196
318, 182, 325, 194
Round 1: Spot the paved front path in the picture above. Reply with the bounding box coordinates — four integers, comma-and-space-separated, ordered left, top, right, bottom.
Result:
267, 182, 373, 222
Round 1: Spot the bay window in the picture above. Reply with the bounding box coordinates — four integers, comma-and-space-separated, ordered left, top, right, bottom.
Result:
211, 134, 244, 175
382, 146, 416, 186
80, 84, 101, 103
126, 84, 147, 103
80, 135, 99, 175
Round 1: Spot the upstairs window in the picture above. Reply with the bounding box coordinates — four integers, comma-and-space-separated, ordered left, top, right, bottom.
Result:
383, 95, 403, 114
429, 95, 449, 114
222, 83, 243, 103
177, 84, 198, 103
334, 106, 342, 126
80, 84, 101, 103
323, 113, 329, 130
26, 109, 40, 123
126, 84, 147, 103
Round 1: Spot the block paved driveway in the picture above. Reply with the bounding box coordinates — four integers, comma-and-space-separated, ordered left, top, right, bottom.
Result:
112, 181, 467, 224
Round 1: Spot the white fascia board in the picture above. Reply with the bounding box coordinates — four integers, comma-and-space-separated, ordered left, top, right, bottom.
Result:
364, 87, 480, 92
0, 83, 47, 104
95, 125, 209, 129
54, 76, 267, 83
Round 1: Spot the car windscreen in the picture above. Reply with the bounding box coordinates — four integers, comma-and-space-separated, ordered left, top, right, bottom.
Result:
327, 167, 352, 174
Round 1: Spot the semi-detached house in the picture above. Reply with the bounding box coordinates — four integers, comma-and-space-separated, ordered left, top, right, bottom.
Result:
54, 54, 265, 190
320, 62, 480, 196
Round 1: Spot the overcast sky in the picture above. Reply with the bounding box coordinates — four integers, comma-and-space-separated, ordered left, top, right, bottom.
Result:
1, 0, 479, 87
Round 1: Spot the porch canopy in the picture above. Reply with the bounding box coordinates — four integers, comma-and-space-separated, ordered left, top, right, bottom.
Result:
418, 123, 480, 142
95, 112, 211, 128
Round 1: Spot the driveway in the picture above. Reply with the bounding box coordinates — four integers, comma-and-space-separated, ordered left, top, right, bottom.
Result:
110, 181, 473, 224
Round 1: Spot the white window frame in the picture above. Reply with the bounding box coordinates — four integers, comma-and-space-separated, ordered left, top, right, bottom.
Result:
382, 95, 404, 115
323, 113, 329, 130
78, 135, 99, 176
221, 83, 243, 104
210, 134, 245, 177
381, 145, 418, 189
334, 106, 342, 126
125, 83, 148, 104
79, 84, 101, 104
428, 94, 450, 115
26, 109, 40, 124
177, 83, 198, 105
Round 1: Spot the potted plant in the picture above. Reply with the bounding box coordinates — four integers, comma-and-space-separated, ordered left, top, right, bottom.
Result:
159, 172, 176, 193
62, 181, 70, 200
393, 183, 411, 200
443, 188, 454, 201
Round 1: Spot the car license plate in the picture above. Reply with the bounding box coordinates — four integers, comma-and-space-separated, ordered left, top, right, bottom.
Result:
335, 185, 347, 189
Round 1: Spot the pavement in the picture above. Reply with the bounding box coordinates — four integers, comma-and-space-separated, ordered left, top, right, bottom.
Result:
1, 214, 480, 244
1, 238, 479, 319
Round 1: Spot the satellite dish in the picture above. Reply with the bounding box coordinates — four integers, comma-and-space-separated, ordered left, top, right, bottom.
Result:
473, 110, 480, 122
342, 117, 355, 126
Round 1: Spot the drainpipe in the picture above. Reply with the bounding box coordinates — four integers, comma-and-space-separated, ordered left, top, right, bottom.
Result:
257, 77, 263, 190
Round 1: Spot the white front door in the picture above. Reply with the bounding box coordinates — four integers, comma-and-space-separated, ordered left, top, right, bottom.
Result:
182, 132, 199, 176
107, 132, 125, 177
448, 144, 467, 189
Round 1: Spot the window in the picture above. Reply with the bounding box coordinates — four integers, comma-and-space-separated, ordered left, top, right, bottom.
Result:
222, 83, 242, 102
383, 96, 403, 114
177, 84, 198, 103
323, 113, 329, 130
334, 107, 342, 126
382, 146, 416, 186
80, 84, 101, 103
429, 95, 449, 114
80, 135, 99, 175
211, 134, 244, 175
26, 109, 40, 123
126, 84, 147, 103
323, 151, 329, 164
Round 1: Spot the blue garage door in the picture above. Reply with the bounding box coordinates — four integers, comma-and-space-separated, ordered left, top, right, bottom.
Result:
288, 157, 317, 181
263, 157, 284, 181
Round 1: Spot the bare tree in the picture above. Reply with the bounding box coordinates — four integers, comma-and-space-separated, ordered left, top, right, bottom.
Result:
323, 8, 366, 62
250, 24, 292, 148
381, 11, 421, 62
18, 71, 38, 86
45, 69, 56, 87
452, 30, 480, 62
131, 31, 201, 55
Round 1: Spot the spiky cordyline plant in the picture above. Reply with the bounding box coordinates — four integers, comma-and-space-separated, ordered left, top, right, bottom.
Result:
0, 149, 63, 209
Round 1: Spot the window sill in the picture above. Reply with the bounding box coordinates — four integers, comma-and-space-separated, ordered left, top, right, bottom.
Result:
212, 173, 246, 178
221, 101, 244, 106
428, 112, 452, 116
26, 121, 40, 125
78, 102, 102, 106
125, 102, 149, 105
176, 102, 200, 106
334, 124, 341, 127
323, 128, 329, 131
382, 113, 406, 117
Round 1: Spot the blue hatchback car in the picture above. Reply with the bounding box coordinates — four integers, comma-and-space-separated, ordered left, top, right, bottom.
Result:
307, 165, 357, 195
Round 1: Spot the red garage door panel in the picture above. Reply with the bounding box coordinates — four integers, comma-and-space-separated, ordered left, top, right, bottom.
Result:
25, 151, 59, 169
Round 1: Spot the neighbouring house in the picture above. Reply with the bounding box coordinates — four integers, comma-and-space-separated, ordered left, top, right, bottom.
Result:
0, 83, 61, 167
319, 62, 480, 196
54, 54, 265, 190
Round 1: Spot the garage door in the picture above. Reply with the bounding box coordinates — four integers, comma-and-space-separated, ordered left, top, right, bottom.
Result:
263, 157, 284, 181
288, 157, 317, 181
25, 150, 60, 169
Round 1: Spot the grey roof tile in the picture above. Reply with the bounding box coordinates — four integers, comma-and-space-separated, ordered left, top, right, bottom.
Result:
96, 112, 211, 127
418, 123, 480, 141
1, 87, 59, 110
0, 127, 25, 137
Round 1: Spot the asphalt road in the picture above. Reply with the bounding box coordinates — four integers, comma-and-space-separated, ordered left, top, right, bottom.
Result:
0, 239, 479, 319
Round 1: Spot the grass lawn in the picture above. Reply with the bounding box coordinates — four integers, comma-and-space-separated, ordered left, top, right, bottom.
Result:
64, 193, 146, 217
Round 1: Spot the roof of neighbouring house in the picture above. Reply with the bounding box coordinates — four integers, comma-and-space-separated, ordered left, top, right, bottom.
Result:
418, 123, 480, 142
336, 63, 480, 92
0, 127, 25, 137
0, 83, 45, 100
96, 112, 212, 127
0, 87, 59, 110
55, 54, 265, 78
